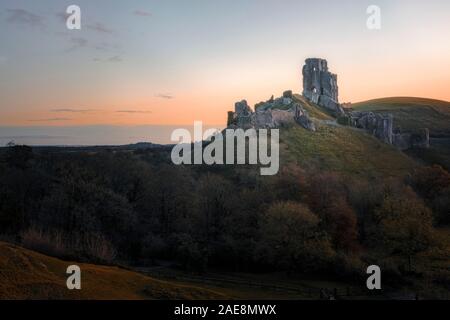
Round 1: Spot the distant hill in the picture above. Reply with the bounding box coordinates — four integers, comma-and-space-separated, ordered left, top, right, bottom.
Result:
0, 241, 226, 299
351, 97, 450, 137
351, 97, 450, 170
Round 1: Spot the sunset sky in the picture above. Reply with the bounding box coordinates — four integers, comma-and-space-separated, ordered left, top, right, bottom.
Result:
0, 0, 449, 130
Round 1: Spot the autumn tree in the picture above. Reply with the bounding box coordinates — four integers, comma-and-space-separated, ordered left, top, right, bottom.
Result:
255, 201, 335, 272
372, 188, 436, 272
306, 172, 359, 252
409, 165, 450, 225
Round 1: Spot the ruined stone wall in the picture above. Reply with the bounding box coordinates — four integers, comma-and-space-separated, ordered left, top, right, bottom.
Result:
349, 111, 393, 144
348, 111, 429, 150
229, 91, 316, 131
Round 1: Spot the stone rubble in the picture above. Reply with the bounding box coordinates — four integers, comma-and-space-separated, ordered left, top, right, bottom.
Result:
228, 91, 315, 131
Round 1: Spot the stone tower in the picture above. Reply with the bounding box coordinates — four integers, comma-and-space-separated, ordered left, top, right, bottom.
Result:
302, 58, 343, 114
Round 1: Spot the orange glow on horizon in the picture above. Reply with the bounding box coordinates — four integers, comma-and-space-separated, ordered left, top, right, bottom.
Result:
2, 58, 450, 127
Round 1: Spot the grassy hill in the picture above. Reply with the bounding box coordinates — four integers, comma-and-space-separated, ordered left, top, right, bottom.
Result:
351, 97, 450, 169
351, 97, 450, 137
276, 96, 420, 178
280, 123, 418, 179
0, 241, 378, 300
293, 94, 334, 120
0, 241, 227, 300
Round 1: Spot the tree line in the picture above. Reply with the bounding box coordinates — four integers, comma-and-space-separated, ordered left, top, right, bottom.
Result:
0, 144, 449, 290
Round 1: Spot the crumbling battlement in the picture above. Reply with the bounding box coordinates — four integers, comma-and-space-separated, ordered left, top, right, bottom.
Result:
228, 91, 316, 131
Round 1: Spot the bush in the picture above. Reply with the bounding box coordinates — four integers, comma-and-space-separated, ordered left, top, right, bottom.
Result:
371, 189, 437, 271
20, 226, 67, 258
337, 115, 350, 126
79, 234, 117, 263
20, 226, 117, 263
333, 252, 364, 279
409, 165, 450, 225
307, 172, 359, 252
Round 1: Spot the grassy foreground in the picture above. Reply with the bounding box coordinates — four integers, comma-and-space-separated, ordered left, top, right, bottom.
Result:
0, 241, 227, 300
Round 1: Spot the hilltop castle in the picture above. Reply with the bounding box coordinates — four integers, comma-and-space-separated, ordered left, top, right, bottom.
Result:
228, 58, 429, 150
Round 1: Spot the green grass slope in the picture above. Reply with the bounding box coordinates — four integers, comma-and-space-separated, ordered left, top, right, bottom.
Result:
293, 94, 334, 120
351, 97, 450, 137
0, 241, 227, 300
276, 96, 419, 178
352, 97, 450, 170
280, 123, 418, 178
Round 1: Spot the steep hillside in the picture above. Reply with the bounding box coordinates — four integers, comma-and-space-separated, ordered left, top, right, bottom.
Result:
280, 123, 418, 178
269, 95, 419, 178
0, 241, 227, 300
292, 94, 334, 120
351, 97, 450, 169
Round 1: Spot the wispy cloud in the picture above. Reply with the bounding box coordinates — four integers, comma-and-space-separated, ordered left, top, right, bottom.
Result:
51, 108, 97, 113
133, 10, 152, 17
28, 118, 71, 122
54, 31, 70, 37
108, 55, 123, 62
55, 12, 114, 35
0, 135, 68, 140
86, 22, 114, 34
93, 55, 123, 63
94, 42, 120, 51
5, 8, 45, 28
66, 37, 89, 51
55, 11, 69, 23
116, 110, 152, 114
54, 16, 119, 55
64, 37, 120, 55
155, 93, 174, 99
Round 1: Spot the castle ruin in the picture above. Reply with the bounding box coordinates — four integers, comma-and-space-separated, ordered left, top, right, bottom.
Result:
302, 58, 343, 115
227, 58, 429, 150
227, 90, 316, 131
